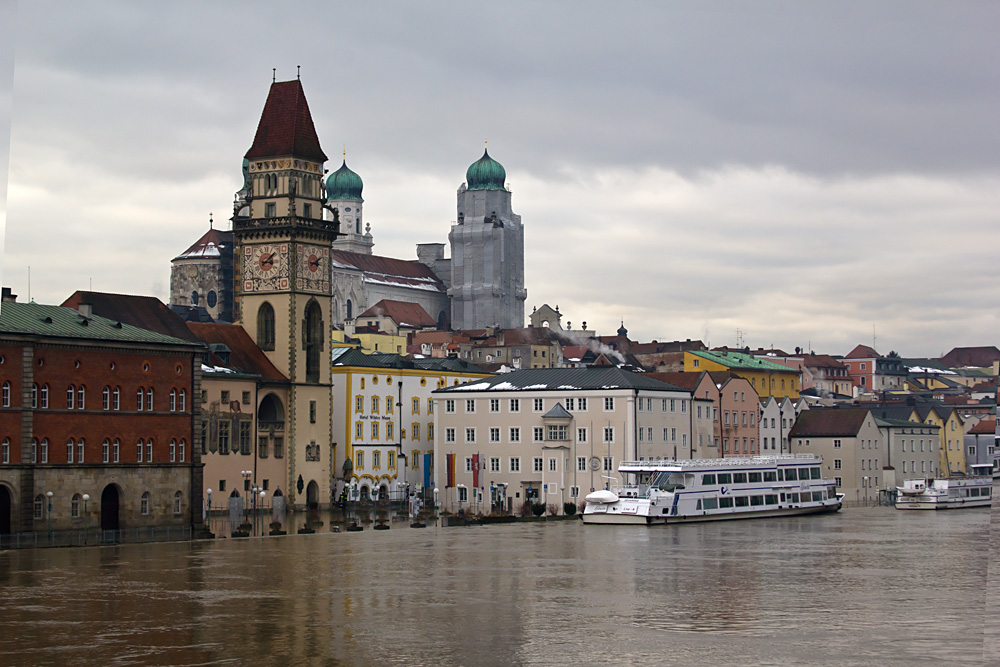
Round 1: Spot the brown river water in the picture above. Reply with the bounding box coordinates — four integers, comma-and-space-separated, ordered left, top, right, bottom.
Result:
0, 504, 995, 666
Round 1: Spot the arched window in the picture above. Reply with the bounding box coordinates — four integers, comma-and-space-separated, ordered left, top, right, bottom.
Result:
102, 439, 110, 463
2, 437, 10, 464
191, 290, 199, 305
136, 439, 144, 462
179, 389, 186, 412
257, 303, 275, 350
77, 439, 84, 463
179, 439, 186, 463
113, 387, 121, 411
102, 386, 110, 410
169, 439, 177, 462
137, 387, 144, 411
66, 439, 74, 463
67, 385, 76, 409
77, 385, 85, 409
40, 384, 49, 408
31, 384, 38, 408
71, 493, 81, 518
146, 439, 153, 462
346, 299, 353, 320
2, 380, 10, 407
304, 300, 323, 383
169, 389, 177, 412
173, 491, 183, 515
147, 388, 153, 410
34, 494, 44, 520
112, 439, 120, 463
31, 438, 38, 463
141, 491, 150, 516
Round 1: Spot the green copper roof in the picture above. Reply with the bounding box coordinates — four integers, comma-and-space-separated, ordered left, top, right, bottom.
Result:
326, 160, 363, 201
466, 149, 506, 191
689, 349, 796, 372
0, 302, 202, 348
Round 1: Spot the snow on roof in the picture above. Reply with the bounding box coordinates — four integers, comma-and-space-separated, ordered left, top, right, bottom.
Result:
202, 363, 236, 374
450, 382, 494, 391
909, 366, 957, 375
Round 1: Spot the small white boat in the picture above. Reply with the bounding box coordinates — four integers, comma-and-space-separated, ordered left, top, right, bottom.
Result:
895, 476, 993, 510
582, 454, 842, 525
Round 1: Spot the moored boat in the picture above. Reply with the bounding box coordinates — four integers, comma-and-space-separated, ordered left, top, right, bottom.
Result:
894, 476, 992, 510
582, 454, 842, 525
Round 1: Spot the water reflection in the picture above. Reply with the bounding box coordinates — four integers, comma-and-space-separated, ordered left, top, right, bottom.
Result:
0, 507, 990, 666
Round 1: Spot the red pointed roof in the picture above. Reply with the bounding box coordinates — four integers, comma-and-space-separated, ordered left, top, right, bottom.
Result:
173, 228, 233, 260
245, 80, 327, 162
357, 299, 437, 329
845, 344, 879, 359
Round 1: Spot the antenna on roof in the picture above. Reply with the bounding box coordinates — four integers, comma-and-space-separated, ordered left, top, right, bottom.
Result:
272, 68, 276, 83
209, 212, 213, 230
297, 65, 301, 80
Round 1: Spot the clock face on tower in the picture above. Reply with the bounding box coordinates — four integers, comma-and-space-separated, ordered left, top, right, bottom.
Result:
242, 243, 289, 292
296, 243, 330, 293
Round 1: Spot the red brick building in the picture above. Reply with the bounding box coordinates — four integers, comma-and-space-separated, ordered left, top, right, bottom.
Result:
0, 299, 204, 535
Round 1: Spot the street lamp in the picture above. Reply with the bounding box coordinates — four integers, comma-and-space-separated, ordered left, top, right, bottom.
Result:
82, 494, 90, 545
206, 488, 213, 530
46, 491, 53, 535
433, 487, 439, 512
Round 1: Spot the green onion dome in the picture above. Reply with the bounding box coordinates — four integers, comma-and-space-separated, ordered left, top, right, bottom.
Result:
466, 149, 506, 191
326, 160, 364, 201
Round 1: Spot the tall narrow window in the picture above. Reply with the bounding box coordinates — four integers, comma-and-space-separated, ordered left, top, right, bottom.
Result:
169, 389, 177, 412
146, 388, 153, 410
137, 387, 144, 411
77, 439, 85, 463
179, 389, 186, 412
137, 439, 144, 462
40, 385, 49, 408
141, 491, 150, 516
31, 384, 38, 408
102, 439, 110, 463
179, 439, 186, 463
112, 439, 120, 463
257, 303, 275, 350
67, 439, 74, 463
67, 385, 76, 409
78, 386, 85, 409
40, 439, 49, 463
169, 439, 176, 462
2, 381, 9, 407
146, 439, 153, 462
71, 494, 81, 518
113, 386, 121, 411
304, 300, 323, 383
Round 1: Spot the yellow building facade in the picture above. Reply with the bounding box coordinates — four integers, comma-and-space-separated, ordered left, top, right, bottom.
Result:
684, 350, 801, 400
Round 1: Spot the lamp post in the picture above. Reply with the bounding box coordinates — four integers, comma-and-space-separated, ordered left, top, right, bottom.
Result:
206, 488, 213, 532
82, 493, 90, 545
46, 491, 53, 536
433, 487, 439, 514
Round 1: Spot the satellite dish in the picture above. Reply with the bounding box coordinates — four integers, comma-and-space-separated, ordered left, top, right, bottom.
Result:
589, 456, 602, 472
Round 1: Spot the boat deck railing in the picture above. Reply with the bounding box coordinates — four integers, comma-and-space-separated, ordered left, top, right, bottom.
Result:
620, 454, 820, 469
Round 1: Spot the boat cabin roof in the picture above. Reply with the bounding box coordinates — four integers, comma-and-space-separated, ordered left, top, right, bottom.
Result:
619, 454, 822, 474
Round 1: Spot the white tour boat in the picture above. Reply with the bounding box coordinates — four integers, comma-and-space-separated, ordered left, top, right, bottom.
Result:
894, 476, 993, 510
581, 454, 843, 525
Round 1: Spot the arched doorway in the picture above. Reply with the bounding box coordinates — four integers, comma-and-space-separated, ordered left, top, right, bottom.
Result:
101, 485, 120, 531
306, 480, 319, 508
304, 300, 323, 383
0, 485, 11, 534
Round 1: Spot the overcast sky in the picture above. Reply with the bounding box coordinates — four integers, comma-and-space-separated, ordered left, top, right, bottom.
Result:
2, 1, 998, 358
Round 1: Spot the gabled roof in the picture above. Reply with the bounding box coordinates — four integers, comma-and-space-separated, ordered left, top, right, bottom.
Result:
845, 344, 879, 359
789, 408, 872, 438
802, 353, 848, 370
245, 79, 326, 162
331, 251, 446, 294
173, 228, 233, 261
357, 299, 437, 329
940, 346, 1000, 368
968, 417, 996, 435
186, 323, 286, 381
1, 301, 201, 348
435, 366, 687, 393
542, 403, 572, 419
61, 291, 203, 343
645, 371, 705, 392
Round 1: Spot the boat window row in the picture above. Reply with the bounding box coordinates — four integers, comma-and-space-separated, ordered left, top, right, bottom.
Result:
697, 490, 829, 510
963, 487, 991, 498
700, 467, 822, 485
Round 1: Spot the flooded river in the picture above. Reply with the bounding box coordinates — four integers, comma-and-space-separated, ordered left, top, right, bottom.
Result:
0, 506, 993, 666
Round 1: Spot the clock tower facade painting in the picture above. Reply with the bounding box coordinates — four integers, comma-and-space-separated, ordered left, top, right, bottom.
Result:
232, 79, 340, 508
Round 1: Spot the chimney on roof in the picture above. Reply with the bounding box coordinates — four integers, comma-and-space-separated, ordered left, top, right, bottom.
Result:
78, 303, 93, 318
1, 287, 16, 303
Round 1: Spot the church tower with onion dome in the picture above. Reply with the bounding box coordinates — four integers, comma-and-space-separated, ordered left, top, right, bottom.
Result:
447, 145, 527, 330
327, 154, 373, 255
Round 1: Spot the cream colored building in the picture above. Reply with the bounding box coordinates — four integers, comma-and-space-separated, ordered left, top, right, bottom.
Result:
789, 407, 885, 506
432, 366, 705, 514
331, 348, 492, 502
